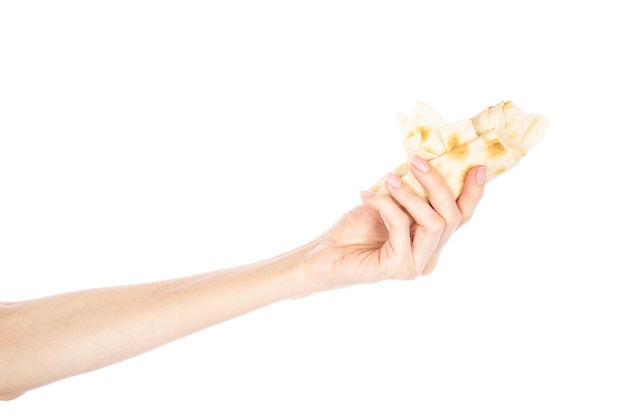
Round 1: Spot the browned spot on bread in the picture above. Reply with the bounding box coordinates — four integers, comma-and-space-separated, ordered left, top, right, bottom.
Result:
447, 143, 470, 161
447, 133, 459, 150
486, 139, 509, 159
418, 127, 431, 142
493, 167, 507, 177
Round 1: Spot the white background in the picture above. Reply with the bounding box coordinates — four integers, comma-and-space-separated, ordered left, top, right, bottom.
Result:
1, 1, 624, 416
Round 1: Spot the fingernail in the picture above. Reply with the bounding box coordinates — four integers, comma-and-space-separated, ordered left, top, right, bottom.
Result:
476, 166, 487, 185
384, 172, 403, 188
411, 155, 430, 173
360, 190, 375, 198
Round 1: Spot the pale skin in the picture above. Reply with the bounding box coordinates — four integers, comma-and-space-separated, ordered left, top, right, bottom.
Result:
0, 155, 487, 400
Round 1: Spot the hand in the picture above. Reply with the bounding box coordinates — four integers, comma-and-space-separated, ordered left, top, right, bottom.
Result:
303, 155, 486, 291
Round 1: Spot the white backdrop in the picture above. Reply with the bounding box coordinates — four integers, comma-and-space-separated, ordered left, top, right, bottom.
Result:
1, 1, 625, 417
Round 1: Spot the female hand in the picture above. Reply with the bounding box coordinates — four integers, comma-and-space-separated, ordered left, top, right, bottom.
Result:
303, 155, 487, 291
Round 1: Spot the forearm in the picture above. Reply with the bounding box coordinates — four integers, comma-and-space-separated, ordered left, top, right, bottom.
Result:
0, 247, 314, 398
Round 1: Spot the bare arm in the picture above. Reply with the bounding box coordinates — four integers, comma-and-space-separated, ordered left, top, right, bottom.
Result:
0, 159, 486, 400
0, 249, 313, 400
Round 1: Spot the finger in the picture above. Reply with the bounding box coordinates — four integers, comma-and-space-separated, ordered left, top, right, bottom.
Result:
360, 188, 413, 262
409, 155, 463, 230
456, 165, 487, 226
407, 157, 475, 275
417, 165, 486, 274
382, 173, 445, 276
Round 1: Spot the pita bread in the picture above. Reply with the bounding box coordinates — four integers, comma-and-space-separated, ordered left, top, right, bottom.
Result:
371, 101, 548, 200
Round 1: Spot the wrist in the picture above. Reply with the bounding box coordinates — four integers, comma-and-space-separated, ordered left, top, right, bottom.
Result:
263, 241, 327, 299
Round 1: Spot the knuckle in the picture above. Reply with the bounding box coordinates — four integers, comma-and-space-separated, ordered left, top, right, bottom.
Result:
427, 213, 446, 232
385, 211, 412, 230
397, 212, 414, 228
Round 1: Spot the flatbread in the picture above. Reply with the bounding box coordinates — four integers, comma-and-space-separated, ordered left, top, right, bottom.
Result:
371, 101, 548, 200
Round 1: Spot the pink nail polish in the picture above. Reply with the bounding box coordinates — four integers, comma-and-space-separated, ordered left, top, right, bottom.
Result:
360, 190, 375, 198
411, 155, 430, 173
384, 172, 403, 188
